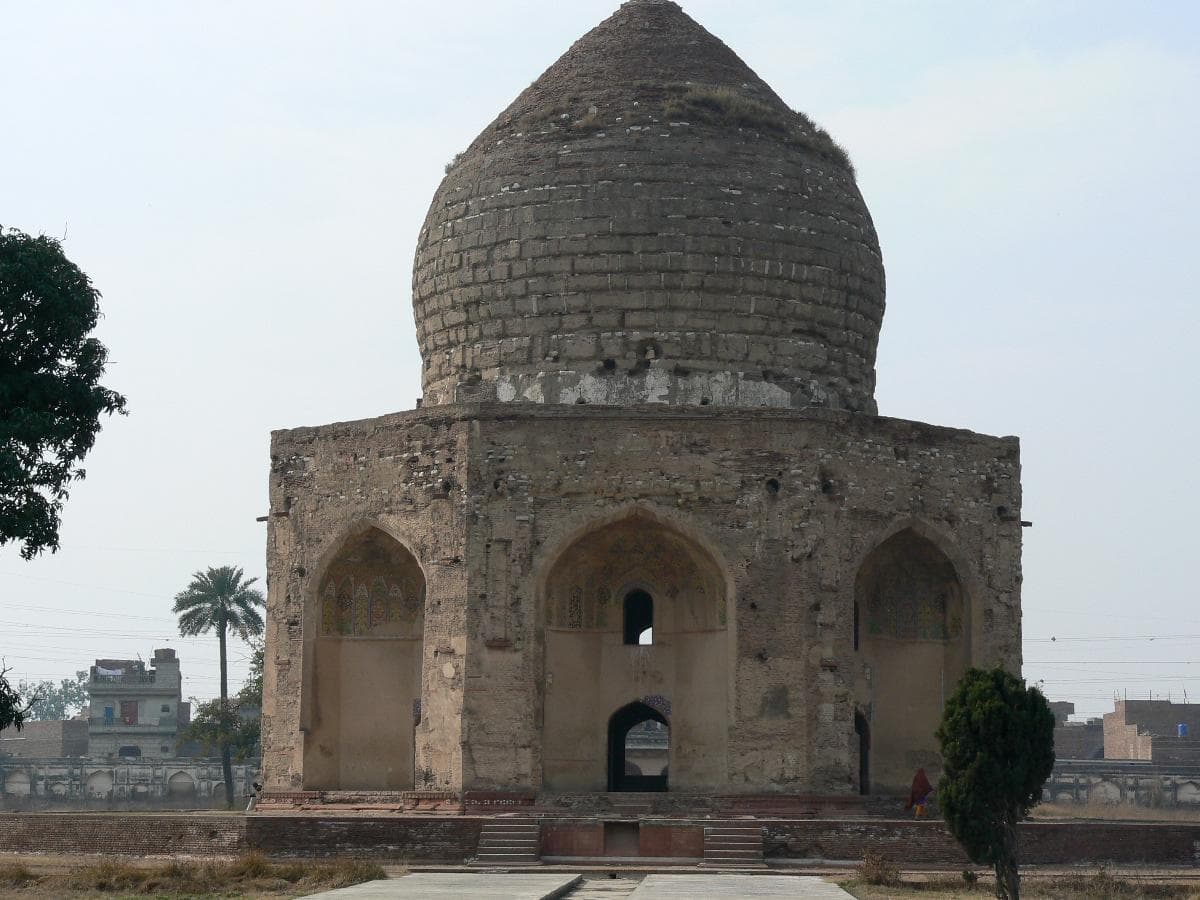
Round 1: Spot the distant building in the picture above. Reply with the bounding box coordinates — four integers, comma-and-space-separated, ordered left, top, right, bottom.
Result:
1104, 700, 1200, 765
0, 720, 88, 759
1050, 701, 1104, 760
87, 648, 187, 760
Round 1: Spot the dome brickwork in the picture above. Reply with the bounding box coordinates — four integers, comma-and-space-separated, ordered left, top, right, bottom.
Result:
413, 0, 885, 413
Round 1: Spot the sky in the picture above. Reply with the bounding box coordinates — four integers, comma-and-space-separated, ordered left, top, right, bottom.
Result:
2, 0, 1198, 720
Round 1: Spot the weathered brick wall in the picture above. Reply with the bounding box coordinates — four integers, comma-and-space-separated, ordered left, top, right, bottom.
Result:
1046, 760, 1200, 805
413, 0, 882, 413
264, 402, 1022, 796
464, 404, 1020, 794
1054, 720, 1104, 760
0, 721, 87, 759
0, 759, 260, 809
766, 819, 1200, 866
263, 411, 472, 793
6, 814, 1192, 866
246, 816, 484, 861
0, 813, 246, 855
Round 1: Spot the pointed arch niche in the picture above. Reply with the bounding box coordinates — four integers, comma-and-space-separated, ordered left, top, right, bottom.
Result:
304, 525, 425, 790
855, 528, 969, 794
540, 512, 731, 792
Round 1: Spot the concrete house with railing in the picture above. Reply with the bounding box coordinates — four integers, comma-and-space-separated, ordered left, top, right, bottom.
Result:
87, 648, 189, 760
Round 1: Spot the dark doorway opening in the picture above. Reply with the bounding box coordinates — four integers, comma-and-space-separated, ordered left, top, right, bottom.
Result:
608, 701, 669, 792
854, 710, 870, 795
623, 590, 654, 645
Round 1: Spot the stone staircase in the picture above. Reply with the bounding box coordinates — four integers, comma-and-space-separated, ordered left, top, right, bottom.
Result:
701, 823, 766, 868
471, 818, 542, 867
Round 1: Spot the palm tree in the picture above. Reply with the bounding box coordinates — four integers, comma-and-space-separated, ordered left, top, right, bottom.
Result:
173, 565, 264, 808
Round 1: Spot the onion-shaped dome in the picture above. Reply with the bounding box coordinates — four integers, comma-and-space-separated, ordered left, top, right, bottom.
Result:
413, 0, 884, 413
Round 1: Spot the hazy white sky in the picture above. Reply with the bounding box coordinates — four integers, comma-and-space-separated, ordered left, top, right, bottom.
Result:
2, 1, 1198, 719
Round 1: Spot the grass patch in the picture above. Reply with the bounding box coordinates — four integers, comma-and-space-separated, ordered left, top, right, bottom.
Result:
316, 859, 389, 889
50, 853, 389, 896
662, 83, 856, 175
843, 867, 1200, 900
0, 863, 37, 888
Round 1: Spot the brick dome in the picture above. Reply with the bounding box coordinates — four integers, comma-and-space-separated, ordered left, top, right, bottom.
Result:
413, 0, 884, 413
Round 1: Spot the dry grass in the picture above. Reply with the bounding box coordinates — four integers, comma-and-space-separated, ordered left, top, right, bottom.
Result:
0, 852, 389, 897
1032, 801, 1200, 822
859, 850, 902, 886
844, 868, 1200, 900
662, 84, 855, 174
0, 865, 35, 889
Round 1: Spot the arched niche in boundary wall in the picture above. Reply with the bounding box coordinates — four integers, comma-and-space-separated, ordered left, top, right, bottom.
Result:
85, 770, 113, 798
167, 771, 196, 797
855, 528, 969, 794
541, 513, 731, 792
304, 525, 425, 790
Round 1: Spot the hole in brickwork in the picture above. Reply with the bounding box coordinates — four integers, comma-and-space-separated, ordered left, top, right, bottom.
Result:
700, 397, 711, 406
601, 358, 617, 372
765, 478, 781, 495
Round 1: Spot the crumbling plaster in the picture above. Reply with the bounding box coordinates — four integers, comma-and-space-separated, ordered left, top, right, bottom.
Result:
262, 402, 1021, 796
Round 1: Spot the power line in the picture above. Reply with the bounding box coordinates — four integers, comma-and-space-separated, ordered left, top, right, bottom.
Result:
3, 602, 177, 623
0, 571, 166, 599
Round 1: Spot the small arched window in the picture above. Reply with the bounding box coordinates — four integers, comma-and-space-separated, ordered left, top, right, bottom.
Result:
623, 589, 654, 645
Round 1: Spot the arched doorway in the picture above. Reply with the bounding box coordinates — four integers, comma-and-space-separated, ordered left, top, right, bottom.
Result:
305, 525, 425, 790
855, 527, 969, 793
541, 512, 730, 792
854, 710, 870, 796
608, 702, 669, 792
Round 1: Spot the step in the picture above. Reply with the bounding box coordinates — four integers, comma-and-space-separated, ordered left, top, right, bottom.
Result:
702, 823, 764, 869
475, 853, 541, 863
472, 819, 543, 867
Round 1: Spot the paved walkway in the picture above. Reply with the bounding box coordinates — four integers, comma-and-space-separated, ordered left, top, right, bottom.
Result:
628, 875, 853, 898
303, 872, 583, 899
303, 873, 854, 899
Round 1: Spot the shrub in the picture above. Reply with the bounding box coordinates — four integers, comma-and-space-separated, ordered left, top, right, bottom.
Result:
858, 849, 900, 886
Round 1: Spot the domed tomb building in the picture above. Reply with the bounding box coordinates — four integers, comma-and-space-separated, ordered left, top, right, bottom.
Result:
262, 0, 1022, 801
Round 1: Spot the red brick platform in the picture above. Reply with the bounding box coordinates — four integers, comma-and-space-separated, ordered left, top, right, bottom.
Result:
3, 811, 1200, 868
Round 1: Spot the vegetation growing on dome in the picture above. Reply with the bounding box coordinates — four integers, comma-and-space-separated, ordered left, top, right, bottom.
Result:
663, 84, 855, 175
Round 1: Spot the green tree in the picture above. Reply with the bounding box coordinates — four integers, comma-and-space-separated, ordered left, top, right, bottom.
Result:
936, 667, 1055, 900
0, 227, 127, 559
179, 638, 265, 762
0, 663, 34, 733
237, 637, 264, 709
173, 566, 264, 808
18, 670, 88, 720
178, 697, 260, 762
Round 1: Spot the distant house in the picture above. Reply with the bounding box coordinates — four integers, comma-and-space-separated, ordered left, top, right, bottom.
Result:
1105, 700, 1200, 765
1049, 701, 1104, 760
0, 720, 88, 759
86, 648, 188, 760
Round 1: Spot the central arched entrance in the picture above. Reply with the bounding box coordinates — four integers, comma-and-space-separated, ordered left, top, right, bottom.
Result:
608, 702, 669, 792
540, 510, 731, 792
